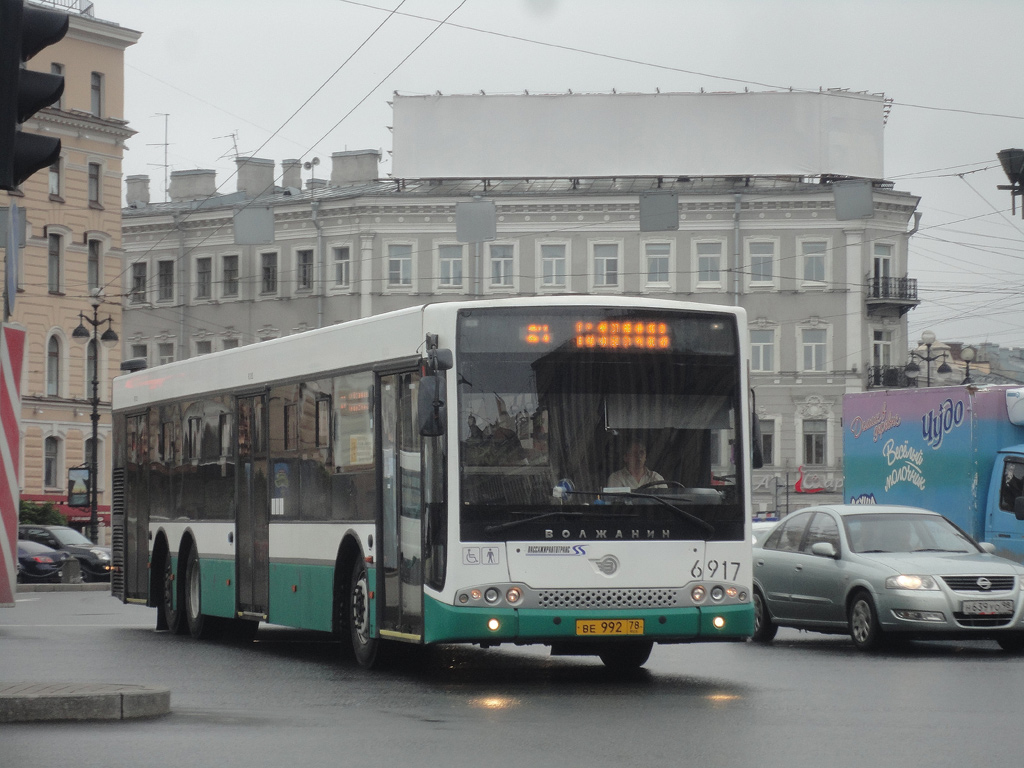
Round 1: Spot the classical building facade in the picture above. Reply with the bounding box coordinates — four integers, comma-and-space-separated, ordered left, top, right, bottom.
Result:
121, 146, 922, 515
4, 2, 140, 537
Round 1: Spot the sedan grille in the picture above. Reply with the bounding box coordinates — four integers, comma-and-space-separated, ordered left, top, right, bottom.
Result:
536, 588, 679, 609
940, 575, 1016, 593
952, 614, 1015, 628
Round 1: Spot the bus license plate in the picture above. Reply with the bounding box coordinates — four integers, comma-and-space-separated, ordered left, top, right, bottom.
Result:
962, 600, 1013, 616
575, 619, 644, 636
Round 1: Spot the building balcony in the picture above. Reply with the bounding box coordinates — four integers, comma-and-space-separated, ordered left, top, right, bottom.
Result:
866, 365, 916, 389
866, 277, 919, 317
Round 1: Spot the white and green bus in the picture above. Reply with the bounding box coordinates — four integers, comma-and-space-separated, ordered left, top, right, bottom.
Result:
111, 296, 760, 669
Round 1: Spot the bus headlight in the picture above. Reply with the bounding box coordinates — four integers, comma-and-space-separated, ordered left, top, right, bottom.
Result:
691, 585, 706, 603
506, 587, 522, 604
710, 586, 725, 602
484, 587, 501, 604
487, 618, 501, 631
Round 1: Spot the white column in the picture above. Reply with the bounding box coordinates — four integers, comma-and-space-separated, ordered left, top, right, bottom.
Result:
843, 228, 865, 379
359, 234, 374, 318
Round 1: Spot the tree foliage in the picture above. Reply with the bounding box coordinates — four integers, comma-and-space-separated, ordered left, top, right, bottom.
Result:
19, 500, 67, 526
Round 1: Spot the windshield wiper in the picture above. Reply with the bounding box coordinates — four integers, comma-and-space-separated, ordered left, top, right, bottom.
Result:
484, 510, 587, 534
569, 489, 717, 538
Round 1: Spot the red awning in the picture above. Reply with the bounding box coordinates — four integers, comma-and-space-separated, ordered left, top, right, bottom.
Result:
20, 494, 111, 527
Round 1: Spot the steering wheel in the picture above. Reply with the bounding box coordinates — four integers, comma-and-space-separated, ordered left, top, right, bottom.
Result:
635, 480, 687, 492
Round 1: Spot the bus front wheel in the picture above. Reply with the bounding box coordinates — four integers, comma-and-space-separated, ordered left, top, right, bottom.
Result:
598, 640, 653, 671
349, 559, 378, 668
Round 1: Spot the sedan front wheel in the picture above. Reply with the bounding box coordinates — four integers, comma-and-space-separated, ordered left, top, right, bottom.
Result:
848, 592, 883, 651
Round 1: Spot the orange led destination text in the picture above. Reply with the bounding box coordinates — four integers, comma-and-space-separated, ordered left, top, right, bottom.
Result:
574, 320, 670, 350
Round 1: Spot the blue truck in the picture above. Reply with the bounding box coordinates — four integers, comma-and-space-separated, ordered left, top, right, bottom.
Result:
843, 384, 1024, 561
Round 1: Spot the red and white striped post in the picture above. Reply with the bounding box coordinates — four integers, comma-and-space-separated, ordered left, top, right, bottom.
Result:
0, 322, 26, 606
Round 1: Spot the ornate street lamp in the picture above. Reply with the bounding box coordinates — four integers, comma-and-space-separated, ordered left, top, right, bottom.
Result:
72, 292, 118, 544
960, 345, 977, 384
905, 330, 952, 388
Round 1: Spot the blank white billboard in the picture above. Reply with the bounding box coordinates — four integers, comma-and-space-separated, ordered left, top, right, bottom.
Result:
392, 91, 885, 180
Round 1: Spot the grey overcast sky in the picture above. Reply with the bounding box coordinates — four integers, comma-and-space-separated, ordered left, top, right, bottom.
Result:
96, 0, 1024, 348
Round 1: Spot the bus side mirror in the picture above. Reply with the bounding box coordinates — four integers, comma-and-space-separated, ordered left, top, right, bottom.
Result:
750, 415, 764, 470
418, 374, 446, 437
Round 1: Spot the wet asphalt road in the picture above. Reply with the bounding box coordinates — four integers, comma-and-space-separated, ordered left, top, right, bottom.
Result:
3, 591, 1022, 768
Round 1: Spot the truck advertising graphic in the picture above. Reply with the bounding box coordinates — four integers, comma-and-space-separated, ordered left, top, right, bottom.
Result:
843, 385, 1024, 561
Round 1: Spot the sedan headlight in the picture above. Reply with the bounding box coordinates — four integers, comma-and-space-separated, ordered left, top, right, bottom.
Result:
885, 574, 939, 590
91, 549, 111, 561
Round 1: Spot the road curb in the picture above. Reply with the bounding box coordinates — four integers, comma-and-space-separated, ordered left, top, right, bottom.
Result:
0, 683, 170, 723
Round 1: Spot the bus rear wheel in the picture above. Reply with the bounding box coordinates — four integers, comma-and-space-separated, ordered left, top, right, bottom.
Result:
598, 640, 653, 671
185, 548, 216, 640
161, 551, 185, 635
349, 559, 378, 668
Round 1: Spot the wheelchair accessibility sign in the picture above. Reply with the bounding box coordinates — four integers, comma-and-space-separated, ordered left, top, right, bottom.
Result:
463, 546, 500, 565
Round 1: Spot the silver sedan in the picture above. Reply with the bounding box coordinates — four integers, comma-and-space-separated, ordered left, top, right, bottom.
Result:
752, 504, 1024, 652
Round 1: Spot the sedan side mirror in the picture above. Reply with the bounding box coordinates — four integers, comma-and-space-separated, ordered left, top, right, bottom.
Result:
979, 542, 997, 554
810, 541, 838, 559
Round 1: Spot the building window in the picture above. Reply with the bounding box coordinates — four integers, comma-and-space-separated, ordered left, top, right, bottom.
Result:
261, 252, 278, 294
48, 158, 61, 197
750, 330, 775, 372
130, 262, 147, 303
88, 163, 101, 206
130, 344, 148, 364
438, 244, 463, 288
541, 244, 566, 288
297, 249, 314, 291
593, 243, 618, 288
872, 329, 893, 368
158, 343, 174, 365
48, 233, 61, 293
196, 340, 212, 356
697, 241, 721, 284
645, 242, 670, 286
51, 63, 64, 109
44, 437, 59, 488
46, 336, 60, 396
760, 420, 775, 466
222, 338, 239, 351
196, 257, 211, 299
87, 239, 101, 292
157, 260, 174, 301
388, 244, 412, 287
90, 72, 103, 117
749, 241, 774, 284
802, 328, 827, 372
802, 241, 827, 283
333, 246, 350, 288
222, 254, 239, 297
803, 420, 827, 466
489, 244, 514, 288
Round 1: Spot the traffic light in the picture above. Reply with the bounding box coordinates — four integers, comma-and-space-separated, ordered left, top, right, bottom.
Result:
0, 0, 69, 191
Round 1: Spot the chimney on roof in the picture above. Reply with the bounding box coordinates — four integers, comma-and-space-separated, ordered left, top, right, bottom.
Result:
236, 156, 275, 198
282, 158, 301, 190
125, 174, 150, 207
168, 169, 217, 202
331, 149, 380, 186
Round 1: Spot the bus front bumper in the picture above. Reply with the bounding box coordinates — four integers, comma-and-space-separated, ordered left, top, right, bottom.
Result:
423, 596, 753, 645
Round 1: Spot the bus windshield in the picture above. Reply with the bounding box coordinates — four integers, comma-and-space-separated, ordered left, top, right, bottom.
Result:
457, 307, 744, 543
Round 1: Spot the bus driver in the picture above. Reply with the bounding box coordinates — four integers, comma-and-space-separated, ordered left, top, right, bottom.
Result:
607, 440, 664, 489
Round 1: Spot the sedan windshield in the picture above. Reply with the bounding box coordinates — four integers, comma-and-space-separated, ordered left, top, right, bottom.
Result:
843, 513, 979, 554
51, 527, 94, 547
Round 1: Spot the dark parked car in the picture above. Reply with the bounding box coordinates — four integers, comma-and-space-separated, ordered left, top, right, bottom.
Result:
17, 540, 71, 583
752, 504, 1024, 652
18, 525, 112, 582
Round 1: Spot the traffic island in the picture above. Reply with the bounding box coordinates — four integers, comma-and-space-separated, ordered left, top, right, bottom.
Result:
0, 683, 170, 723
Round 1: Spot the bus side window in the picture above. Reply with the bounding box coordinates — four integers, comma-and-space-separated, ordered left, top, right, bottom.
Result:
331, 372, 375, 522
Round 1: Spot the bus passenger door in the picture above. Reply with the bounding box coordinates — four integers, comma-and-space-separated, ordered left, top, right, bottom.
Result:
121, 412, 150, 601
236, 394, 270, 619
378, 371, 424, 641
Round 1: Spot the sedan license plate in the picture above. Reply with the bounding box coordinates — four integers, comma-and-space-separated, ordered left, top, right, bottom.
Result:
575, 619, 644, 636
962, 600, 1014, 616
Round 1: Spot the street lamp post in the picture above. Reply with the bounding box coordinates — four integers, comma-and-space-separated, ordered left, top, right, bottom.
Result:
961, 345, 977, 384
72, 292, 118, 544
905, 330, 952, 388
